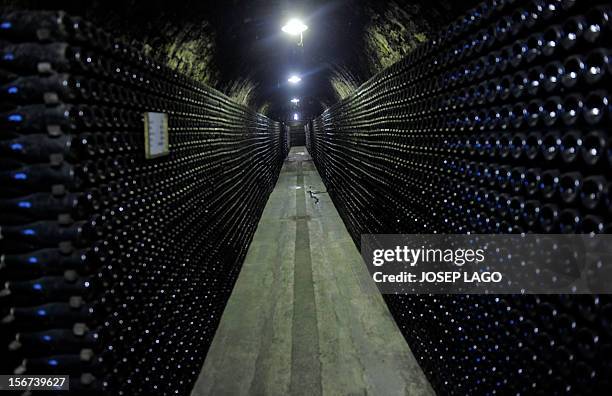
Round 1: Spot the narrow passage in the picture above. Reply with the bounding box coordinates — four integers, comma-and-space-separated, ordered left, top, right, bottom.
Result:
191, 147, 433, 396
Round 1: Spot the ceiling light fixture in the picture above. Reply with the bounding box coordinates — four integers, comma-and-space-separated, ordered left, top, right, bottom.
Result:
282, 18, 308, 46
282, 19, 308, 35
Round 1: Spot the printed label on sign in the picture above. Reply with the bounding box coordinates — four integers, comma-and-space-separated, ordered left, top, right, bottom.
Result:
144, 112, 169, 159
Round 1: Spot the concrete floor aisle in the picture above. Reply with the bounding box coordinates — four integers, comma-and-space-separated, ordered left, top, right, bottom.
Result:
190, 147, 434, 396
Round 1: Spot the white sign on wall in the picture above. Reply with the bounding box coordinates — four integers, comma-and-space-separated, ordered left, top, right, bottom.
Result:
144, 112, 169, 159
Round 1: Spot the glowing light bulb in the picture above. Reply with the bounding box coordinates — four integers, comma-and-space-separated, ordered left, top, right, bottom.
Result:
282, 19, 308, 36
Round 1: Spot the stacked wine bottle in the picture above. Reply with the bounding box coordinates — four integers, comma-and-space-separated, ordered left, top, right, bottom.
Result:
307, 0, 611, 394
0, 10, 288, 395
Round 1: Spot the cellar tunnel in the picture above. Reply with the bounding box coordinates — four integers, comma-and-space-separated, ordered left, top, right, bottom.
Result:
1, 0, 612, 395
0, 0, 477, 120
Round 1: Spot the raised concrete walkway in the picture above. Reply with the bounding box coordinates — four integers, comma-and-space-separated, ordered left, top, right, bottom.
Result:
191, 147, 433, 396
